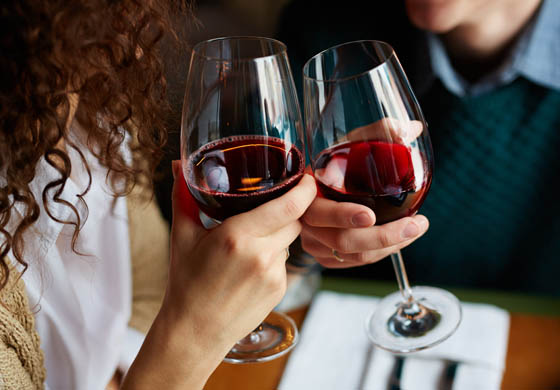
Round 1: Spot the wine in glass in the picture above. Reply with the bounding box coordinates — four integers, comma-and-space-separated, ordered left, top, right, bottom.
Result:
303, 40, 461, 353
180, 36, 305, 363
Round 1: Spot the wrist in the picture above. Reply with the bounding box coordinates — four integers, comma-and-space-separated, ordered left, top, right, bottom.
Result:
157, 296, 234, 354
155, 303, 231, 365
122, 304, 230, 390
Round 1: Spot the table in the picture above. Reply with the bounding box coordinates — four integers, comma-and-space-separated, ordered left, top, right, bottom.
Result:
204, 277, 560, 390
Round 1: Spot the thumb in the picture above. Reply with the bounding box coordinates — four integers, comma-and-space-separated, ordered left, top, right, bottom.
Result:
171, 160, 204, 243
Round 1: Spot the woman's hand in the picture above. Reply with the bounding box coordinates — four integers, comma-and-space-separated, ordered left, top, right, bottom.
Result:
300, 197, 429, 268
163, 163, 317, 352
122, 163, 316, 390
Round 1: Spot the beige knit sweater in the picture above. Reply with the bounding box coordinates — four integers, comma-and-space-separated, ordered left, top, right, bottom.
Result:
0, 190, 170, 389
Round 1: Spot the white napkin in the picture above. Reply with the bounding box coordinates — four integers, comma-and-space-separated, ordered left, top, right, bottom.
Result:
279, 291, 510, 390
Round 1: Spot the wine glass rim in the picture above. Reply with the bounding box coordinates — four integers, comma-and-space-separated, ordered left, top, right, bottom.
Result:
303, 39, 396, 83
191, 36, 288, 62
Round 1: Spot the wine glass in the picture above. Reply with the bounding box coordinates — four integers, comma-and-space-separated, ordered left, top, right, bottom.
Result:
180, 36, 305, 363
303, 40, 461, 353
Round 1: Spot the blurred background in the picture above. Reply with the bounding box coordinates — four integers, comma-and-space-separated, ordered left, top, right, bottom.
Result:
156, 5, 560, 387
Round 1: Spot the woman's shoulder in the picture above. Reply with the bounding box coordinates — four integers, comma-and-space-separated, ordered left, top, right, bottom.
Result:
0, 262, 46, 389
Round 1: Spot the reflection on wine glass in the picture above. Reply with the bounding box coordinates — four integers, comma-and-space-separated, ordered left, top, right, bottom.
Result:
303, 40, 461, 353
180, 36, 305, 363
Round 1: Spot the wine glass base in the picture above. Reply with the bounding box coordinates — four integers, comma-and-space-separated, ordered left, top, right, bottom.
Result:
366, 286, 462, 353
224, 311, 299, 364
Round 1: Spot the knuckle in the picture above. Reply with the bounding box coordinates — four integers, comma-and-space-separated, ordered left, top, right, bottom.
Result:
270, 273, 287, 303
377, 231, 393, 248
356, 251, 371, 263
250, 254, 269, 277
260, 265, 286, 299
222, 231, 241, 255
271, 270, 287, 292
333, 232, 350, 253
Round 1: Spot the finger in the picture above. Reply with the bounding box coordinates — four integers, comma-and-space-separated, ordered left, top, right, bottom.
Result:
303, 197, 375, 228
301, 231, 407, 267
171, 160, 205, 245
229, 174, 317, 236
304, 214, 429, 253
265, 220, 303, 259
325, 235, 424, 264
300, 233, 366, 267
300, 231, 333, 258
313, 256, 364, 269
346, 118, 424, 144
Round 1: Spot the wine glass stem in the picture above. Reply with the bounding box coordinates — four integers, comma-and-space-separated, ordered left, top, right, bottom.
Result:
390, 250, 414, 303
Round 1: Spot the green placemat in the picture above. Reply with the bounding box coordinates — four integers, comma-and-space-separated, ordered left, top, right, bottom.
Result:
320, 276, 560, 316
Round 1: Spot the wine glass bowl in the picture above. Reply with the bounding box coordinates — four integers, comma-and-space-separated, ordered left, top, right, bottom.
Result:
303, 40, 461, 353
182, 36, 305, 224
180, 36, 304, 363
185, 134, 305, 222
312, 120, 432, 225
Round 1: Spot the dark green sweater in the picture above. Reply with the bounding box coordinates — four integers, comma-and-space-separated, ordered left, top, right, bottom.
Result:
277, 0, 560, 295
404, 78, 560, 295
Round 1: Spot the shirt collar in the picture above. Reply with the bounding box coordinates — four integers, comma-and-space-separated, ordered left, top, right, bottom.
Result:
425, 0, 560, 97
513, 0, 560, 91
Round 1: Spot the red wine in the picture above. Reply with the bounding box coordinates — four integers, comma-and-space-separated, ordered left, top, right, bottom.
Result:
314, 141, 431, 224
185, 135, 304, 221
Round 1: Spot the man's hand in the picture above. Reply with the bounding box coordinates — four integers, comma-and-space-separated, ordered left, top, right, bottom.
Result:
303, 118, 429, 268
301, 197, 429, 267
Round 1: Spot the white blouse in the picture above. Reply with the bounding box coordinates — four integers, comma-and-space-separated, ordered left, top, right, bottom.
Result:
8, 128, 143, 389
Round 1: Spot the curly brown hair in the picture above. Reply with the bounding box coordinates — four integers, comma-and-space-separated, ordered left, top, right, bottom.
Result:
0, 0, 186, 290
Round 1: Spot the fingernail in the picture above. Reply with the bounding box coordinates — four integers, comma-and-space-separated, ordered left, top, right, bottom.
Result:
402, 222, 420, 239
352, 212, 373, 227
416, 216, 429, 230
